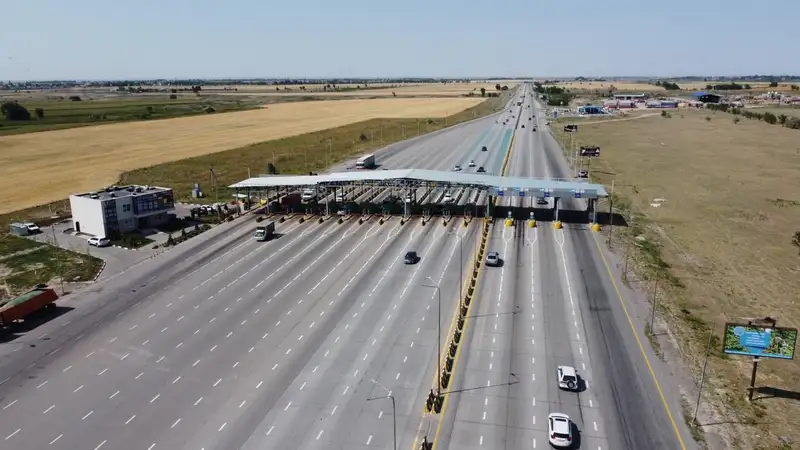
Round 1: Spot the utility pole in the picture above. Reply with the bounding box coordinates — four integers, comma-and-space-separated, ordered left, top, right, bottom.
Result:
693, 325, 715, 425
51, 225, 65, 294
367, 380, 397, 450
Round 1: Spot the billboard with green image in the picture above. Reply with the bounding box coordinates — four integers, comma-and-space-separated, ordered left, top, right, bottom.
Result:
722, 323, 797, 360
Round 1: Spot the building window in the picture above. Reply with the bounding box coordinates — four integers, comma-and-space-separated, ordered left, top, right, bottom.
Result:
123, 204, 131, 212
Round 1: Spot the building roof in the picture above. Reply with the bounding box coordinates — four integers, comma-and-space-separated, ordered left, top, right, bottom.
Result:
229, 169, 609, 198
692, 91, 720, 98
71, 185, 172, 201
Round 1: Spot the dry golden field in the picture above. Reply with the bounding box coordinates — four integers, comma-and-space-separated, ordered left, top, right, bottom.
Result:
545, 80, 797, 93
0, 97, 483, 214
558, 110, 800, 448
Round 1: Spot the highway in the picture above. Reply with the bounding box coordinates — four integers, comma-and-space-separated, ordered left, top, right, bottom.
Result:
0, 93, 521, 450
0, 85, 694, 450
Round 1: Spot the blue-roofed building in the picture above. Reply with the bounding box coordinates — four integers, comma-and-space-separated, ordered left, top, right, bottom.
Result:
577, 105, 608, 115
692, 92, 722, 104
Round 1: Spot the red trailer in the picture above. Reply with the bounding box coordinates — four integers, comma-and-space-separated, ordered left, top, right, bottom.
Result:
0, 287, 59, 327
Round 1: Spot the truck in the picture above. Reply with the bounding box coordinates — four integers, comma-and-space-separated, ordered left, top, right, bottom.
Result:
254, 221, 275, 242
0, 286, 59, 328
356, 154, 375, 169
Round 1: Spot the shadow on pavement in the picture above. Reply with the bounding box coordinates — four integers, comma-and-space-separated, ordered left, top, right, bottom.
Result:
0, 306, 74, 343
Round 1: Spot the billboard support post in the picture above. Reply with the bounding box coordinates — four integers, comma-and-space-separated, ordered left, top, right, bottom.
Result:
748, 357, 760, 402
693, 325, 715, 424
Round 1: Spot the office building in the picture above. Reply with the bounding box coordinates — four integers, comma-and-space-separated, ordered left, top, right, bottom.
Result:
69, 185, 176, 238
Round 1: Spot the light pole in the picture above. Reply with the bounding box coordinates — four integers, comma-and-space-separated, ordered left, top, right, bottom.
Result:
422, 277, 442, 396
367, 379, 396, 450
447, 231, 464, 305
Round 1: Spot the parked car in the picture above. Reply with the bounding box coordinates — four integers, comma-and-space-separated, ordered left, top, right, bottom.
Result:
468, 160, 476, 167
481, 146, 487, 152
88, 237, 111, 247
453, 165, 462, 172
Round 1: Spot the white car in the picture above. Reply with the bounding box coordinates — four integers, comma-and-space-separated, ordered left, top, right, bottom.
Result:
453, 165, 462, 172
468, 160, 476, 167
547, 413, 574, 448
557, 365, 579, 390
88, 237, 111, 247
443, 193, 454, 204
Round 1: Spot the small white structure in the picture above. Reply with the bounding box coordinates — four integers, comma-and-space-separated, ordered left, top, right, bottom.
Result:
70, 185, 176, 238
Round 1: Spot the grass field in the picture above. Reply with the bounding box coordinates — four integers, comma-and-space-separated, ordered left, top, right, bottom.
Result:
0, 95, 275, 136
554, 109, 800, 449
200, 82, 519, 97
743, 105, 800, 117
0, 234, 104, 298
0, 97, 484, 215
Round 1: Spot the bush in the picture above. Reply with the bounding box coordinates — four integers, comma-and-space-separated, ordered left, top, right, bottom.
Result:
793, 231, 800, 255
705, 116, 711, 122
169, 94, 177, 100
778, 114, 788, 125
34, 107, 44, 119
785, 117, 800, 130
763, 112, 777, 124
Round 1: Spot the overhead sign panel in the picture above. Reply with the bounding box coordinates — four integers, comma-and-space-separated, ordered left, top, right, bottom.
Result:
722, 323, 797, 360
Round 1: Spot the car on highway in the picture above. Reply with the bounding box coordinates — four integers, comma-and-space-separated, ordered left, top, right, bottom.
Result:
548, 413, 574, 448
481, 146, 487, 152
532, 126, 537, 132
477, 166, 486, 173
557, 365, 579, 390
453, 165, 462, 172
383, 195, 400, 204
577, 169, 589, 178
537, 197, 548, 206
521, 124, 525, 128
88, 236, 111, 247
335, 194, 344, 202
468, 160, 476, 167
443, 193, 455, 204
404, 251, 419, 264
485, 251, 500, 267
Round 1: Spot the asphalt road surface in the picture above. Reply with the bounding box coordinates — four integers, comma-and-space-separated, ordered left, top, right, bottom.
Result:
432, 89, 696, 450
0, 94, 517, 450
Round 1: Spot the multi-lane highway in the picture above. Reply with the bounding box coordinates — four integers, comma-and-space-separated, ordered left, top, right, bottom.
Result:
0, 85, 694, 450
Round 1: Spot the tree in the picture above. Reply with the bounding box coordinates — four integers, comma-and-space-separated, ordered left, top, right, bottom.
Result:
34, 107, 44, 119
793, 231, 800, 255
495, 84, 501, 91
763, 112, 777, 124
501, 85, 509, 91
769, 81, 779, 87
480, 87, 486, 97
169, 94, 178, 99
1, 101, 31, 121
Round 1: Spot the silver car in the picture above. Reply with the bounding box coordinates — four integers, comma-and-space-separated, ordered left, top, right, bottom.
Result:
485, 251, 500, 267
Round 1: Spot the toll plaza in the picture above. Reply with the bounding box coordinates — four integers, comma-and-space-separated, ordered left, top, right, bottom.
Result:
229, 169, 609, 224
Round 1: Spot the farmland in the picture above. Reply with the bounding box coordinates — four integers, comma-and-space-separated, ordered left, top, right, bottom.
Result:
541, 80, 799, 93
0, 95, 498, 216
553, 109, 800, 449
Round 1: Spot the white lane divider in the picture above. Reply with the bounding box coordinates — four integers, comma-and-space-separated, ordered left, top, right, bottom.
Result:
337, 221, 403, 296
307, 220, 384, 295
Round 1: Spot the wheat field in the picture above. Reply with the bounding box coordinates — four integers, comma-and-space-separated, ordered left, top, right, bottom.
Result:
209, 82, 520, 97
0, 97, 483, 214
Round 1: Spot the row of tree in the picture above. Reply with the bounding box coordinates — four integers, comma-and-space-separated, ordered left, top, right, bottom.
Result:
707, 103, 800, 129
655, 81, 681, 90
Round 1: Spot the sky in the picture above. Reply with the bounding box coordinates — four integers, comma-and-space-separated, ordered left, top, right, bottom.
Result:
1, 0, 799, 81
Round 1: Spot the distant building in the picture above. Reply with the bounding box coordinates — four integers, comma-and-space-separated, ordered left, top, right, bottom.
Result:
646, 100, 678, 108
69, 185, 176, 238
604, 100, 636, 109
612, 93, 647, 101
692, 92, 722, 104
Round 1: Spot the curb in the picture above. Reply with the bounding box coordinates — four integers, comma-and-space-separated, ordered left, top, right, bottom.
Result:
91, 260, 107, 281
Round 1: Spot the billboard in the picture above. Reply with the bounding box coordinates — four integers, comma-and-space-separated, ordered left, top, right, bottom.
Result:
722, 323, 797, 360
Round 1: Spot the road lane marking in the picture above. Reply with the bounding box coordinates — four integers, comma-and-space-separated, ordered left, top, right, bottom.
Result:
5, 428, 21, 440
214, 378, 222, 387
366, 435, 373, 445
94, 440, 107, 450
36, 380, 48, 389
194, 397, 203, 406
49, 433, 63, 445
43, 405, 55, 414
256, 381, 264, 389
82, 410, 94, 420
300, 382, 307, 391
272, 364, 279, 370
267, 426, 274, 436
135, 372, 144, 380
110, 390, 120, 399
316, 430, 323, 440
2, 400, 18, 410
156, 356, 165, 363
147, 444, 155, 450
150, 394, 160, 403
284, 402, 292, 411
171, 418, 181, 428
125, 414, 136, 424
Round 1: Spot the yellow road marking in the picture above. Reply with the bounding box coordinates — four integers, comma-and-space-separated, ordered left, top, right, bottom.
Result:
590, 233, 687, 450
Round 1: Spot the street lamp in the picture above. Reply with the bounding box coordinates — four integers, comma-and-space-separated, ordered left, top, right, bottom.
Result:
367, 379, 396, 450
447, 231, 463, 305
422, 277, 442, 396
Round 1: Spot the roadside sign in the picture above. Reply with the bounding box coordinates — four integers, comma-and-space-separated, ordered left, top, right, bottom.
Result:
541, 188, 552, 198
723, 323, 797, 360
519, 190, 525, 197
497, 188, 504, 197
574, 189, 585, 199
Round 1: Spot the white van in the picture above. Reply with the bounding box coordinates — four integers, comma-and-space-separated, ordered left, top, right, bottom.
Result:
301, 189, 317, 203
